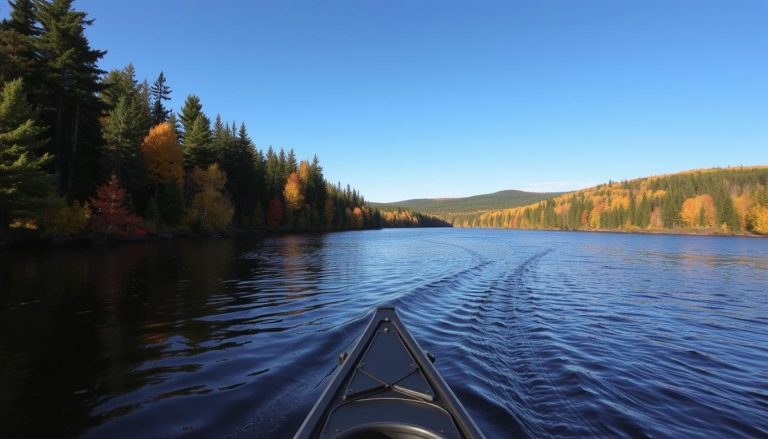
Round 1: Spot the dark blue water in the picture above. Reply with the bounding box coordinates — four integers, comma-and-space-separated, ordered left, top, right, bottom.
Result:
1, 229, 767, 438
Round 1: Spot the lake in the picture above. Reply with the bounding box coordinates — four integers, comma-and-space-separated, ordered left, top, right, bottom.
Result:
1, 229, 767, 438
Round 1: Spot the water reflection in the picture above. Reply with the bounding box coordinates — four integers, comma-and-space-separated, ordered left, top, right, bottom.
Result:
1, 230, 767, 438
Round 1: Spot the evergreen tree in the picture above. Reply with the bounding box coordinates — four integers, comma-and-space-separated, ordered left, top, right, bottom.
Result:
0, 0, 39, 84
167, 111, 181, 137
265, 146, 281, 198
218, 122, 260, 224
101, 95, 145, 197
35, 0, 107, 198
0, 78, 53, 229
158, 178, 184, 225
183, 114, 214, 170
150, 71, 171, 125
178, 94, 203, 143
285, 148, 297, 175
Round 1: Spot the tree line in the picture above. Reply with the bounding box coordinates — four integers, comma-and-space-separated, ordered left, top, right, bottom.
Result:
0, 0, 404, 241
452, 167, 768, 235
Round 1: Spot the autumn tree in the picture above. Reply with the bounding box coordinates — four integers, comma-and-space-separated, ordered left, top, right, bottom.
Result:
283, 171, 305, 211
89, 174, 145, 238
140, 122, 184, 189
187, 164, 234, 232
746, 204, 768, 235
681, 194, 715, 228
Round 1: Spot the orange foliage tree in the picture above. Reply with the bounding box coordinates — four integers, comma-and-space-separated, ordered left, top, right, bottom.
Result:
283, 171, 305, 211
680, 194, 715, 228
140, 122, 184, 187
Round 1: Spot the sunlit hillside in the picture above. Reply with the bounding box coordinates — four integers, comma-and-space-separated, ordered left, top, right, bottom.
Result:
452, 167, 768, 235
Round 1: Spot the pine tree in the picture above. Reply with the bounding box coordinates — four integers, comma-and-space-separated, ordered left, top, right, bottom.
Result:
35, 0, 106, 198
150, 71, 171, 125
0, 78, 53, 229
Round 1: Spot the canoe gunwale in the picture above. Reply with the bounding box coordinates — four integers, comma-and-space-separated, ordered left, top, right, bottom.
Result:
293, 306, 485, 439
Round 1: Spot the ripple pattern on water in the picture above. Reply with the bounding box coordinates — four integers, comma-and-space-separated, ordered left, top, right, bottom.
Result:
1, 230, 767, 438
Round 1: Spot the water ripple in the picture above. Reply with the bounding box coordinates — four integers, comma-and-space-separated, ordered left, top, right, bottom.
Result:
1, 229, 767, 438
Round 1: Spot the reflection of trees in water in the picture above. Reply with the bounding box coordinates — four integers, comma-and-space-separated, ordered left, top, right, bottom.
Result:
0, 234, 334, 436
0, 246, 123, 437
95, 238, 239, 401
278, 234, 326, 301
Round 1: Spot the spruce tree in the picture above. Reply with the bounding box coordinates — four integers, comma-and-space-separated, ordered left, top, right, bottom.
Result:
101, 95, 145, 197
0, 78, 53, 229
150, 71, 171, 125
183, 114, 214, 170
0, 0, 39, 84
178, 94, 203, 143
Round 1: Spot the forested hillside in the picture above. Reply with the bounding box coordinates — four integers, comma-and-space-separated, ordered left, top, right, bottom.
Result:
0, 0, 380, 241
373, 189, 558, 222
456, 167, 768, 235
378, 208, 451, 228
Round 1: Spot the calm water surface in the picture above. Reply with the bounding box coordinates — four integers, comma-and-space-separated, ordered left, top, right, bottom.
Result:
1, 229, 767, 438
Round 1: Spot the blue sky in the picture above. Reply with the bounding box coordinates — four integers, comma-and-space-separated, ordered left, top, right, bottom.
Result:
68, 1, 768, 201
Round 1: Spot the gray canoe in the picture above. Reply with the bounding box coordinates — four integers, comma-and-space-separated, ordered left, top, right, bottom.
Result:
294, 306, 485, 439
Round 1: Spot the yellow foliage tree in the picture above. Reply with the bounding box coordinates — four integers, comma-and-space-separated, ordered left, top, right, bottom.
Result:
680, 194, 715, 228
747, 205, 768, 234
298, 160, 311, 187
187, 164, 234, 232
283, 172, 305, 211
733, 193, 752, 229
141, 123, 184, 186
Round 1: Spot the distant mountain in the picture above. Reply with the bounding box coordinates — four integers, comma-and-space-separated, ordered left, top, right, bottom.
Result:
372, 190, 562, 216
452, 166, 768, 235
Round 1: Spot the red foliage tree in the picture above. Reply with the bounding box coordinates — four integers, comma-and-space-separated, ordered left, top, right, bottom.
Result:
89, 174, 146, 238
266, 196, 284, 229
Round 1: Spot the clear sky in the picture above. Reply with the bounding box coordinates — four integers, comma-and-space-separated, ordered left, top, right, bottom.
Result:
68, 1, 768, 201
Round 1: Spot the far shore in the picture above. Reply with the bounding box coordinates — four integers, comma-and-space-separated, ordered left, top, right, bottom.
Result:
452, 226, 767, 238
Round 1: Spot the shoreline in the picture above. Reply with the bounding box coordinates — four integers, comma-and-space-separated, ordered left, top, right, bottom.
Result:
3, 224, 764, 250
452, 226, 767, 238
